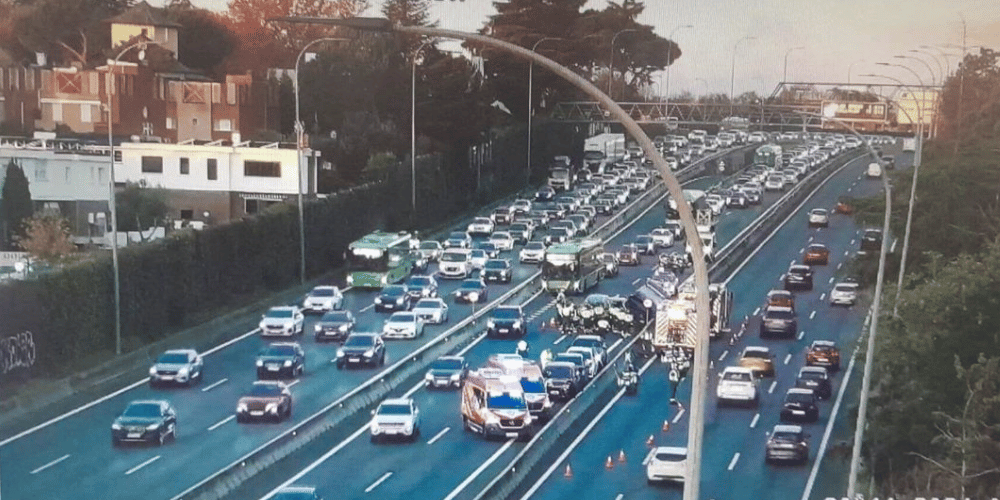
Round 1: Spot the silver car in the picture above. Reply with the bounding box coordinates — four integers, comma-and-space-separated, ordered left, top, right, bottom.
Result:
382, 312, 424, 339
149, 349, 203, 387
418, 240, 443, 261
259, 306, 304, 338
412, 298, 449, 324
370, 398, 421, 442
302, 286, 343, 314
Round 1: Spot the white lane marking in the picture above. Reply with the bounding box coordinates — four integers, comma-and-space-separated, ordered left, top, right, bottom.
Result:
837, 262, 843, 270
727, 452, 740, 471
286, 380, 301, 388
201, 378, 228, 392
808, 236, 814, 243
779, 274, 785, 281
443, 439, 515, 500
125, 455, 161, 475
672, 408, 686, 424
891, 238, 898, 253
850, 239, 856, 246
632, 277, 641, 285
718, 351, 728, 362
0, 326, 262, 447
799, 247, 805, 254
427, 427, 451, 445
797, 330, 805, 340
608, 338, 623, 352
750, 413, 760, 429
365, 472, 393, 493
208, 415, 235, 431
615, 495, 624, 500
768, 381, 777, 394
847, 186, 853, 192
553, 334, 568, 345
800, 336, 864, 500
784, 353, 792, 365
753, 307, 760, 316
360, 304, 375, 313
789, 259, 795, 267
261, 425, 369, 498
809, 311, 816, 320
456, 332, 489, 357
828, 277, 835, 284
819, 293, 826, 301
30, 454, 71, 474
844, 250, 850, 256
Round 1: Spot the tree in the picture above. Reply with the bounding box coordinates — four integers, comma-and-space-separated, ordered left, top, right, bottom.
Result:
15, 213, 75, 264
115, 181, 169, 237
381, 0, 436, 55
10, 0, 128, 67
167, 5, 236, 77
1, 160, 34, 250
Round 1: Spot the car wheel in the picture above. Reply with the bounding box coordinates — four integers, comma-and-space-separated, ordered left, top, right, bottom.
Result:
462, 416, 471, 432
158, 429, 166, 446
286, 401, 293, 419
336, 362, 344, 370
370, 434, 380, 444
237, 414, 246, 424
169, 422, 177, 441
379, 354, 386, 367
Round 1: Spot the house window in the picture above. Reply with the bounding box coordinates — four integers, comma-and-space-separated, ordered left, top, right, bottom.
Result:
65, 166, 71, 183
51, 102, 62, 122
244, 160, 280, 178
80, 103, 92, 123
98, 167, 106, 185
166, 117, 175, 129
215, 119, 232, 132
245, 199, 258, 214
207, 158, 218, 180
180, 209, 193, 220
180, 157, 189, 175
34, 166, 47, 182
141, 156, 163, 173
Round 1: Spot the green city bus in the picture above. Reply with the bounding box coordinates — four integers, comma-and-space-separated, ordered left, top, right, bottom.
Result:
542, 239, 605, 294
346, 230, 419, 289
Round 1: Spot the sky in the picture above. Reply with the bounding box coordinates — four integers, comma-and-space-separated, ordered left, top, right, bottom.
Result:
195, 0, 1000, 98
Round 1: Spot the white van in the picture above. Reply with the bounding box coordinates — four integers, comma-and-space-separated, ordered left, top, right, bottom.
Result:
866, 162, 882, 178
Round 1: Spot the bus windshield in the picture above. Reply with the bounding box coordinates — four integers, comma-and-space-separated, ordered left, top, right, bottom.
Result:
347, 248, 387, 272
542, 257, 578, 280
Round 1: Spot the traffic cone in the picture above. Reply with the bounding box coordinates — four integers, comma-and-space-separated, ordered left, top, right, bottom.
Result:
662, 420, 670, 432
564, 463, 573, 478
646, 434, 655, 447
618, 450, 627, 463
605, 455, 614, 469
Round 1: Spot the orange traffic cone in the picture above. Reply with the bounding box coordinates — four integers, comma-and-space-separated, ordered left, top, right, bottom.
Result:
618, 450, 627, 463
662, 420, 670, 432
564, 463, 573, 478
605, 455, 614, 469
646, 434, 655, 447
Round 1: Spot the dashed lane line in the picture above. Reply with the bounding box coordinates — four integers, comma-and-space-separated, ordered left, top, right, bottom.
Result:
727, 452, 741, 471
809, 311, 816, 320
828, 277, 835, 284
753, 307, 761, 316
360, 304, 375, 313
125, 455, 161, 475
443, 439, 515, 500
768, 381, 777, 394
365, 472, 393, 493
819, 293, 826, 301
201, 378, 228, 392
553, 334, 568, 345
30, 454, 71, 475
672, 408, 686, 424
208, 415, 235, 431
798, 330, 805, 340
427, 427, 450, 445
750, 413, 760, 429
784, 353, 792, 365
718, 351, 728, 362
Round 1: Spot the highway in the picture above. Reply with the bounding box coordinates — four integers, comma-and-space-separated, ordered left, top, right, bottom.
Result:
0, 146, 746, 500
519, 145, 909, 500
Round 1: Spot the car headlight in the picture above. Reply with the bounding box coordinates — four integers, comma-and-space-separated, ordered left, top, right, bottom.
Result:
149, 367, 157, 376
266, 402, 278, 413
425, 372, 434, 381
487, 319, 496, 328
283, 360, 293, 367
237, 402, 247, 412
336, 350, 345, 357
396, 297, 404, 304
375, 298, 383, 304
643, 299, 653, 308
339, 324, 350, 332
381, 275, 389, 285
178, 367, 189, 376
256, 359, 264, 367
347, 275, 354, 284
363, 349, 374, 357
112, 423, 122, 430
315, 324, 322, 332
485, 414, 500, 426
146, 423, 160, 430
450, 373, 461, 381
513, 321, 522, 329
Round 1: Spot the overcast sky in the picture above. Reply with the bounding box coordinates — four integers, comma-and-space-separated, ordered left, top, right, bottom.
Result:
197, 0, 1000, 97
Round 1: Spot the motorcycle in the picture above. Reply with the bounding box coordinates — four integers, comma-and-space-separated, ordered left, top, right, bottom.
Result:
616, 355, 639, 395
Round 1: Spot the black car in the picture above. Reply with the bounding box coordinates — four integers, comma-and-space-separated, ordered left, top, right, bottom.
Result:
336, 333, 386, 369
314, 310, 355, 342
766, 424, 810, 465
487, 305, 526, 338
454, 278, 488, 304
424, 355, 469, 389
111, 400, 177, 446
508, 223, 532, 244
256, 342, 305, 379
544, 227, 572, 246
404, 275, 439, 300
535, 186, 556, 202
795, 367, 832, 400
482, 259, 513, 284
860, 229, 882, 252
554, 352, 589, 382
593, 199, 614, 215
780, 388, 820, 423
375, 285, 412, 312
784, 265, 814, 291
543, 362, 583, 401
760, 306, 797, 338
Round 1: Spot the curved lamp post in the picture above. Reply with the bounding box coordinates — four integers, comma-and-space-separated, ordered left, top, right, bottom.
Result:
609, 28, 638, 100
269, 17, 713, 500
106, 39, 163, 355
295, 37, 348, 285
527, 37, 561, 185
411, 39, 436, 214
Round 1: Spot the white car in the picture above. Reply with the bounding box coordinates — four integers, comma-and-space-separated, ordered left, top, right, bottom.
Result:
259, 306, 304, 337
438, 249, 471, 279
468, 249, 489, 270
489, 231, 515, 251
149, 349, 203, 387
511, 199, 533, 214
370, 398, 420, 442
646, 446, 687, 484
830, 281, 859, 306
467, 217, 495, 237
649, 228, 675, 248
382, 312, 424, 339
765, 174, 785, 191
867, 162, 882, 178
418, 240, 443, 262
519, 242, 546, 264
748, 131, 766, 143
808, 208, 829, 228
664, 157, 679, 170
302, 285, 343, 313
716, 366, 758, 406
412, 298, 449, 324
705, 194, 725, 215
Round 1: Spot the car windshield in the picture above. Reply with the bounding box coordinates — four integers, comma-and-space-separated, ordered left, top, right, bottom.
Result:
787, 392, 814, 404
636, 236, 652, 244
273, 492, 316, 500
321, 311, 351, 322
415, 299, 442, 309
389, 313, 416, 323
470, 250, 487, 258
525, 242, 544, 250
377, 403, 412, 416
555, 354, 582, 365
812, 344, 836, 353
743, 350, 770, 359
449, 232, 467, 240
344, 336, 375, 348
460, 280, 482, 290
408, 277, 430, 286
310, 288, 336, 297
790, 267, 810, 275
834, 284, 857, 293
800, 370, 825, 380
767, 309, 795, 319
772, 431, 802, 443
441, 252, 467, 262
492, 307, 521, 319
487, 392, 526, 410
485, 260, 508, 270
122, 403, 161, 417
263, 345, 296, 356
520, 378, 545, 393
602, 254, 616, 263
723, 371, 752, 382
266, 309, 293, 319
248, 384, 283, 396
157, 353, 189, 364
419, 241, 439, 250
655, 451, 687, 462
510, 224, 528, 232
808, 245, 826, 252
383, 286, 406, 296
545, 365, 573, 378
431, 358, 463, 370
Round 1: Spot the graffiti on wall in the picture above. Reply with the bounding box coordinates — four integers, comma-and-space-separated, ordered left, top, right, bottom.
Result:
1, 331, 36, 374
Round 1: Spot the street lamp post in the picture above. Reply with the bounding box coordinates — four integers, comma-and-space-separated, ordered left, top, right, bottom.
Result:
106, 40, 162, 356
783, 46, 805, 83
295, 37, 347, 285
729, 36, 755, 116
663, 25, 693, 123
895, 54, 937, 85
906, 51, 942, 85
412, 39, 435, 214
847, 59, 866, 85
609, 28, 638, 100
527, 37, 561, 186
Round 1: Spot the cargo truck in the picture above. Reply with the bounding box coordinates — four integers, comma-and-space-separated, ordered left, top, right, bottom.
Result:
583, 133, 625, 174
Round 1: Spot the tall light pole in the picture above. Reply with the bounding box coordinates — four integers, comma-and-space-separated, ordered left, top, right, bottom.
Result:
106, 39, 161, 356
895, 54, 937, 85
729, 35, 755, 116
609, 28, 638, 99
663, 24, 693, 121
295, 37, 347, 285
783, 46, 805, 83
920, 45, 952, 77
847, 59, 866, 84
907, 50, 942, 84
527, 37, 561, 186
270, 17, 714, 500
412, 39, 435, 213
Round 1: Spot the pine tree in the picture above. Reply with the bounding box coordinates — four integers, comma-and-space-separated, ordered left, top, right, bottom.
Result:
1, 161, 34, 251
